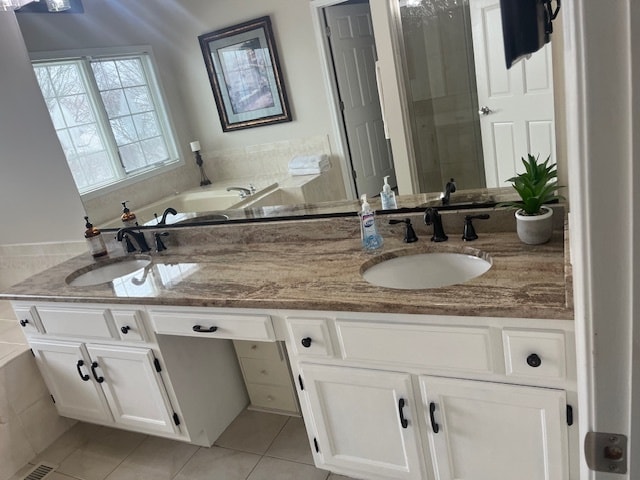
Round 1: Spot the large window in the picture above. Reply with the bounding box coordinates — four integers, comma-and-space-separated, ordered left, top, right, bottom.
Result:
33, 53, 179, 195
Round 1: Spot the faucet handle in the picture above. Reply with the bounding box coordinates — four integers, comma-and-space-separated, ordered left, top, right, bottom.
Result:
462, 214, 490, 241
123, 234, 137, 253
389, 218, 418, 243
154, 232, 169, 252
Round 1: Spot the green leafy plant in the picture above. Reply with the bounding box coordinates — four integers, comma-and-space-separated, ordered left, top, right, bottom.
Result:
501, 154, 564, 215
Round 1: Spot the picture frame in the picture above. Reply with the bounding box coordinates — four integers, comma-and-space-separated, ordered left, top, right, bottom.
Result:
198, 16, 292, 132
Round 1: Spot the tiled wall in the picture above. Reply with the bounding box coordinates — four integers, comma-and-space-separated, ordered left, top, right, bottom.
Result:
84, 135, 344, 226
0, 303, 75, 480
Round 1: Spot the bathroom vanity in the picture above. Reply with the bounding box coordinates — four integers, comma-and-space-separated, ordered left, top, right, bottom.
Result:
2, 210, 576, 480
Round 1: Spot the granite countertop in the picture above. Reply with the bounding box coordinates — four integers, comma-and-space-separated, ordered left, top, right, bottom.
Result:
0, 211, 573, 320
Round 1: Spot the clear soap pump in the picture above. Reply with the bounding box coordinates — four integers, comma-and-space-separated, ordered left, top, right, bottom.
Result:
380, 176, 397, 210
359, 194, 383, 251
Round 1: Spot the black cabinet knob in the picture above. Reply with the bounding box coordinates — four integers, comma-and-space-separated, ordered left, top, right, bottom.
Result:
301, 337, 312, 348
120, 326, 131, 334
526, 353, 542, 368
19, 319, 29, 327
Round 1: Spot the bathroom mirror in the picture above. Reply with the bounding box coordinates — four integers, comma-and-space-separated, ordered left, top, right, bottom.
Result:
14, 0, 560, 230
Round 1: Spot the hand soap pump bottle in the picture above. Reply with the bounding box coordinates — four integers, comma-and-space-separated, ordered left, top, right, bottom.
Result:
359, 194, 383, 251
380, 176, 397, 210
120, 201, 138, 227
84, 216, 108, 259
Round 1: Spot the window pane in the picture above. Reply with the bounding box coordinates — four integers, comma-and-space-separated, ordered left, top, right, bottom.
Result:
141, 136, 169, 163
116, 59, 145, 87
124, 86, 153, 113
45, 98, 65, 129
59, 94, 94, 127
100, 89, 130, 118
91, 60, 121, 90
69, 124, 105, 154
119, 143, 145, 172
110, 117, 138, 146
34, 67, 55, 98
132, 112, 161, 139
49, 64, 84, 96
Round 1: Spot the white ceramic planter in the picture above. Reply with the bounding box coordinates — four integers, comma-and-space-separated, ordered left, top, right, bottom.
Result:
515, 206, 554, 245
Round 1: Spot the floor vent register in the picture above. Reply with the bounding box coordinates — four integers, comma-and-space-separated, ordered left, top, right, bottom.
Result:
20, 463, 58, 480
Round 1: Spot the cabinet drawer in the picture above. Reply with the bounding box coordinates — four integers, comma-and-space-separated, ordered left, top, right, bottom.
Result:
12, 304, 43, 336
35, 305, 116, 339
503, 329, 567, 380
233, 340, 283, 361
149, 309, 275, 341
336, 320, 493, 374
246, 383, 298, 412
286, 317, 334, 357
112, 309, 147, 342
239, 356, 292, 387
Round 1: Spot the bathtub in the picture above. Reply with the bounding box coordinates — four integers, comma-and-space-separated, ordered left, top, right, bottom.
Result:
100, 185, 274, 228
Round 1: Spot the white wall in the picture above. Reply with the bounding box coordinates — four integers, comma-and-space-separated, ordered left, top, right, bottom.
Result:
0, 13, 86, 246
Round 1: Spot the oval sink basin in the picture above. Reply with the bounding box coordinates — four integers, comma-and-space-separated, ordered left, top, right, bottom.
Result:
66, 256, 152, 287
361, 251, 491, 290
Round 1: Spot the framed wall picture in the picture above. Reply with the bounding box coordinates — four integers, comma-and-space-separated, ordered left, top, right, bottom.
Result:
198, 16, 292, 132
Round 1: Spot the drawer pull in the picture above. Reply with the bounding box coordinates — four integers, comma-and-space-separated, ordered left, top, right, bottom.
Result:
19, 319, 29, 327
267, 395, 274, 401
398, 398, 408, 429
251, 344, 258, 350
120, 325, 131, 334
192, 325, 218, 333
260, 370, 268, 375
76, 360, 90, 381
429, 402, 440, 433
301, 337, 312, 348
526, 353, 542, 368
90, 362, 105, 383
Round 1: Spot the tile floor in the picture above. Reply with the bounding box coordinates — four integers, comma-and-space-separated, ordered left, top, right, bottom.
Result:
9, 409, 358, 480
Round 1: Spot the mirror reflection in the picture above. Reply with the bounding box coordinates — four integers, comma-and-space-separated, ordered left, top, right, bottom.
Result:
14, 0, 558, 230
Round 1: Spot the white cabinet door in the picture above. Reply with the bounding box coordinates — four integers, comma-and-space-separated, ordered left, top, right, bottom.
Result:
420, 376, 569, 480
300, 363, 425, 480
86, 344, 178, 435
30, 339, 112, 424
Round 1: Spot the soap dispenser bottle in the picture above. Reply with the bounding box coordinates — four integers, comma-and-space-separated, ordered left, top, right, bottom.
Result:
380, 176, 398, 210
84, 216, 108, 259
120, 201, 138, 227
359, 194, 384, 251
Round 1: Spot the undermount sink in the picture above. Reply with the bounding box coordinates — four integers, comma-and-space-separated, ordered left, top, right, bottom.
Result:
66, 256, 152, 287
361, 250, 491, 290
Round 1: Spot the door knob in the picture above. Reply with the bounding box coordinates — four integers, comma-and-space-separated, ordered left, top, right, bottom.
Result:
478, 106, 493, 116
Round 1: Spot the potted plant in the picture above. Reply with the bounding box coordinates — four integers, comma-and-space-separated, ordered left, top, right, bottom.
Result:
502, 154, 564, 245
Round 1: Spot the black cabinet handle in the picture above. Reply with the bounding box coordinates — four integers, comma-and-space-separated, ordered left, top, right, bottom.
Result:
19, 319, 29, 327
398, 398, 408, 428
192, 325, 218, 333
527, 353, 542, 368
76, 360, 90, 381
301, 337, 312, 348
90, 361, 104, 383
429, 402, 440, 433
120, 326, 130, 334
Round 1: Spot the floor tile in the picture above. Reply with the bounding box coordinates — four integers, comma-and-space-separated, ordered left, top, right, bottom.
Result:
327, 474, 360, 480
265, 416, 314, 465
104, 435, 198, 480
214, 409, 288, 455
46, 473, 78, 480
247, 456, 329, 480
173, 446, 260, 480
32, 422, 100, 465
57, 427, 146, 480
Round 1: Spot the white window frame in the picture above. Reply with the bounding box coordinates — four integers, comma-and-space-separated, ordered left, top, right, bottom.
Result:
31, 46, 183, 201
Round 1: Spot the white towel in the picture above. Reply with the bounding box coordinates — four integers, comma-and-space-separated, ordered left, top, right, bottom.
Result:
288, 154, 330, 175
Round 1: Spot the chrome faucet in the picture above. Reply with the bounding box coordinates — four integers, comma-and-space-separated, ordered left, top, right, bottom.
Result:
116, 227, 151, 253
226, 186, 252, 198
424, 207, 448, 242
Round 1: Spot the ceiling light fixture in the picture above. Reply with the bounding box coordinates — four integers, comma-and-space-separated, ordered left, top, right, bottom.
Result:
45, 0, 69, 11
0, 0, 35, 11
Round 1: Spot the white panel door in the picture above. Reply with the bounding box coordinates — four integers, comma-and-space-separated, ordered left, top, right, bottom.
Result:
470, 0, 555, 187
420, 376, 569, 480
325, 3, 396, 197
30, 339, 112, 424
300, 363, 424, 479
86, 344, 178, 435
